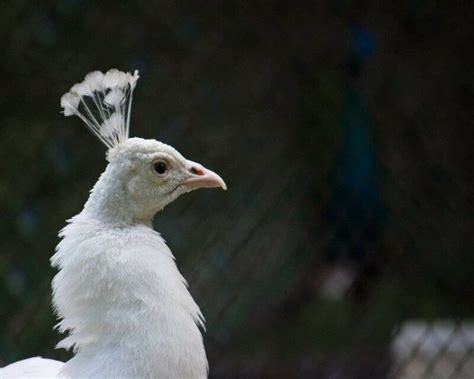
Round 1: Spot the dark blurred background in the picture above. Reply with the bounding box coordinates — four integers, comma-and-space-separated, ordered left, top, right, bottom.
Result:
0, 1, 473, 378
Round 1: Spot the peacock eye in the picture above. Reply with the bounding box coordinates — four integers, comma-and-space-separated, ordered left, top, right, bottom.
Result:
152, 160, 168, 176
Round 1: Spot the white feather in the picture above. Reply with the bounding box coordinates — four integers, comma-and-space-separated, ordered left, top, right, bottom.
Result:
60, 69, 140, 149
100, 112, 122, 138
60, 93, 80, 117
102, 69, 128, 89
49, 212, 207, 378
104, 88, 124, 107
84, 71, 104, 92
0, 357, 63, 378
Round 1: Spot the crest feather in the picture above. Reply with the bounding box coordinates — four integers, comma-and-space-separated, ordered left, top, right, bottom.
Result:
60, 69, 140, 149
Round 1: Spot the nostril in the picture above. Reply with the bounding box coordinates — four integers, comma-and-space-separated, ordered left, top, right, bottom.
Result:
190, 166, 205, 176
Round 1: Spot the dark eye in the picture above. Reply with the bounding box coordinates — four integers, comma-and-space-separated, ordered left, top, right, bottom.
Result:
153, 160, 168, 176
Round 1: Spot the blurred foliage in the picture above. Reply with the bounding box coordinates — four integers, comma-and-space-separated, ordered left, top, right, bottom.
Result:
0, 1, 472, 377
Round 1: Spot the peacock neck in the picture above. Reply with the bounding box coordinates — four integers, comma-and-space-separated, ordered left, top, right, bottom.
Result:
82, 164, 156, 226
51, 211, 207, 378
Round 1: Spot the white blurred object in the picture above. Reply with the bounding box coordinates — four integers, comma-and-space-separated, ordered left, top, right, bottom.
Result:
319, 266, 356, 300
390, 319, 474, 379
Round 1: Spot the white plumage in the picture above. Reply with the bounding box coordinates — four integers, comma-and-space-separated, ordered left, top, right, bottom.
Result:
1, 69, 226, 378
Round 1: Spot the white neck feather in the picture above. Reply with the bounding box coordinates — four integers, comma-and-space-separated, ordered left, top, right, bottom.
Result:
50, 171, 208, 378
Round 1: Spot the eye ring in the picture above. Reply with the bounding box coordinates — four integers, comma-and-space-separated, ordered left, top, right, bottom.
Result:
152, 160, 168, 176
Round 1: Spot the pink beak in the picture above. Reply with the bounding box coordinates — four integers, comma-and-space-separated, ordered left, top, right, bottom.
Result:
182, 161, 227, 191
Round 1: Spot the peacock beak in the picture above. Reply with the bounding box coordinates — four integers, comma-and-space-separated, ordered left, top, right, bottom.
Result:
182, 161, 227, 191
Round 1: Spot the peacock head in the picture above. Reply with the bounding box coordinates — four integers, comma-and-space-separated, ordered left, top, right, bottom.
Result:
60, 69, 226, 221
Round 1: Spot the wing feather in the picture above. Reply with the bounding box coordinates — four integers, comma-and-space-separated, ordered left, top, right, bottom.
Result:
0, 357, 63, 378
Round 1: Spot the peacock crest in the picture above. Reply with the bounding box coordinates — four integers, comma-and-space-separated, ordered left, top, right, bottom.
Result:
60, 69, 139, 149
